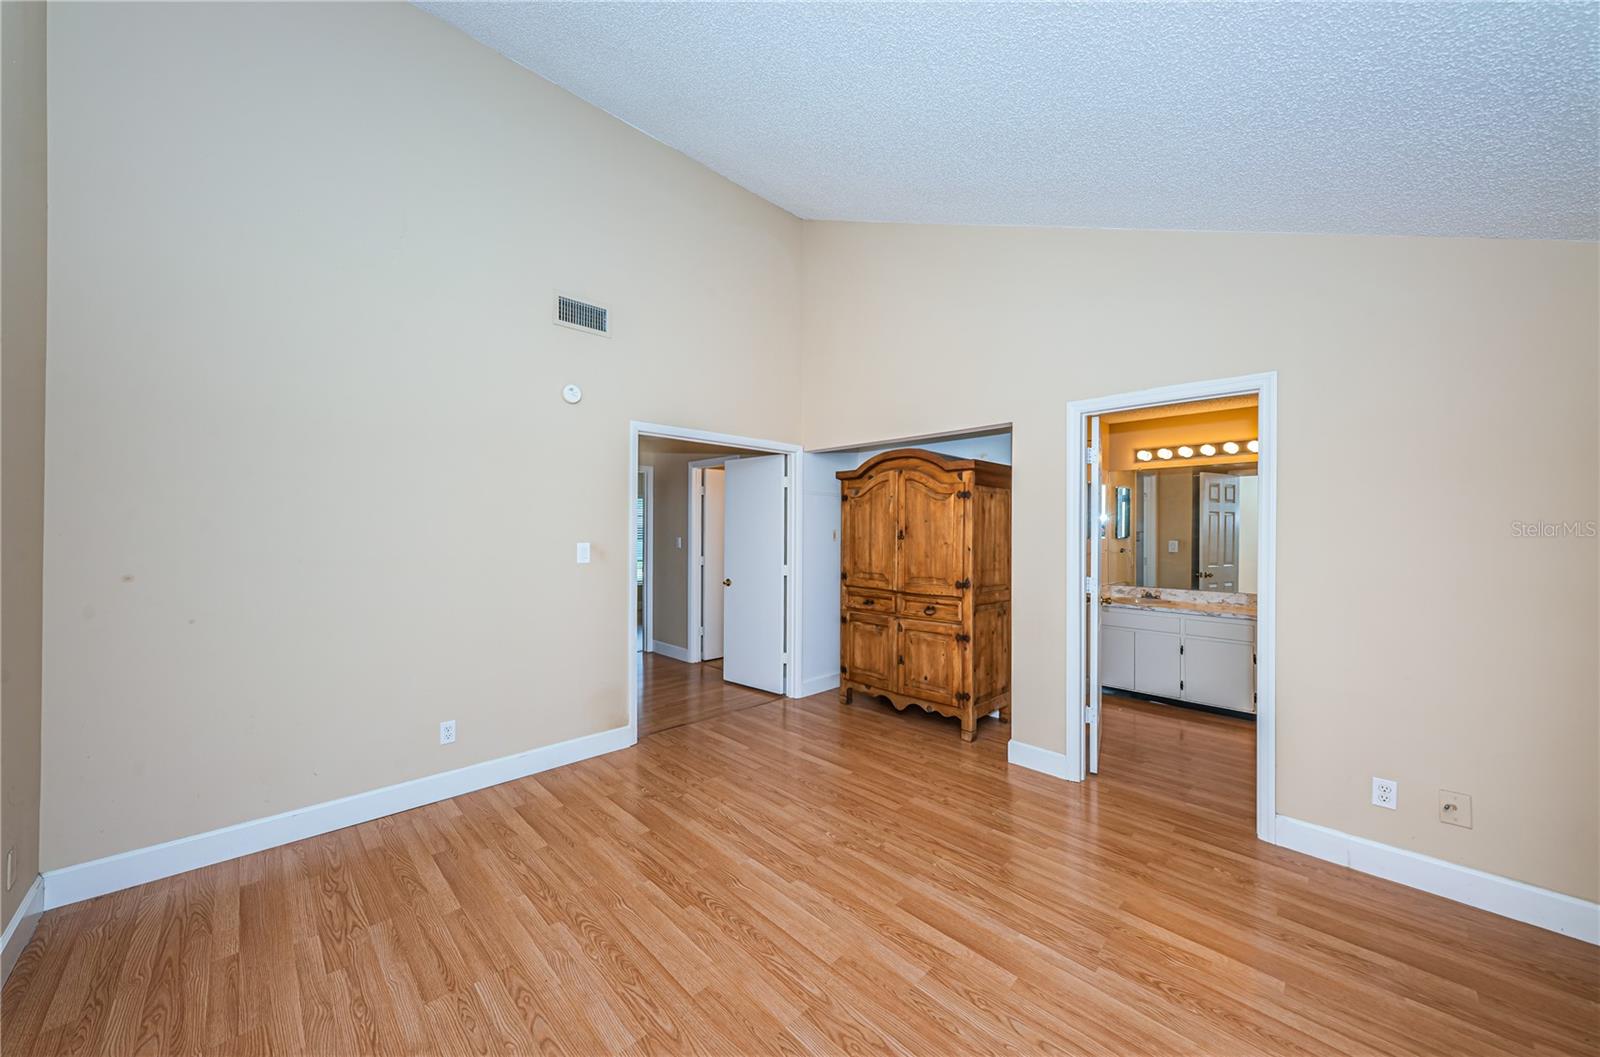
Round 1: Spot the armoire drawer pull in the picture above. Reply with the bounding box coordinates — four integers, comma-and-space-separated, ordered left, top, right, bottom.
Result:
923, 605, 937, 615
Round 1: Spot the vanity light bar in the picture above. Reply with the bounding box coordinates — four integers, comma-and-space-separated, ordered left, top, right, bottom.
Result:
1133, 440, 1258, 462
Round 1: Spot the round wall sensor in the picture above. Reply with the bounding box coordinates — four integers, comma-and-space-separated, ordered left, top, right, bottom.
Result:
561, 384, 582, 404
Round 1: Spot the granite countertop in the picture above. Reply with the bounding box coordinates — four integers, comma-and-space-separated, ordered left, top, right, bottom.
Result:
1101, 596, 1258, 620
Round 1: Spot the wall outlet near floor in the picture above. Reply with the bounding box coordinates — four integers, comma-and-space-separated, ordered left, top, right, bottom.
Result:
1439, 789, 1473, 828
1371, 777, 1398, 810
439, 720, 457, 745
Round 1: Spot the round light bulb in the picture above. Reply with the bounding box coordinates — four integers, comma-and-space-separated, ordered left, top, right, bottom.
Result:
1156, 448, 1174, 460
1221, 440, 1240, 455
1177, 445, 1194, 458
1135, 449, 1153, 462
1199, 443, 1217, 456
1246, 439, 1259, 453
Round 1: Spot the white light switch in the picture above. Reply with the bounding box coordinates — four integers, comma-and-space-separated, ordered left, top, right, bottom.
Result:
1167, 539, 1179, 553
576, 542, 591, 564
676, 536, 683, 549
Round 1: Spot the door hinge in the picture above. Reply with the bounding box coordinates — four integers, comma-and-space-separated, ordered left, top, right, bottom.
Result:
1179, 644, 1184, 655
954, 578, 972, 590
1086, 448, 1099, 465
1180, 680, 1185, 691
1253, 691, 1258, 703
955, 633, 971, 644
956, 490, 972, 500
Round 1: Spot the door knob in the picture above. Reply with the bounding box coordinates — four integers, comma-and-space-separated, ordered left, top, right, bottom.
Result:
722, 578, 732, 587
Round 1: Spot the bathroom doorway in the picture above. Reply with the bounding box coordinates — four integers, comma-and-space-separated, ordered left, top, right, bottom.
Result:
1067, 373, 1278, 842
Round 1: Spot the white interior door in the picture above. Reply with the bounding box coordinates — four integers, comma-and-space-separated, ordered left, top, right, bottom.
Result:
700, 468, 726, 661
1087, 416, 1104, 775
1197, 472, 1241, 592
722, 455, 787, 693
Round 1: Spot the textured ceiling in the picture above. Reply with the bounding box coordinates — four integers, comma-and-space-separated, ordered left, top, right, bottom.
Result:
420, 2, 1599, 240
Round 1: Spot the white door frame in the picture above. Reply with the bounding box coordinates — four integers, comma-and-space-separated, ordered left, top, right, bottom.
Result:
686, 455, 739, 664
1065, 371, 1278, 842
638, 465, 654, 650
628, 422, 804, 742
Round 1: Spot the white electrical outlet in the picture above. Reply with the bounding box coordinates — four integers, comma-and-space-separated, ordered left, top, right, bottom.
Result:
576, 542, 591, 564
1371, 777, 1398, 810
439, 720, 457, 745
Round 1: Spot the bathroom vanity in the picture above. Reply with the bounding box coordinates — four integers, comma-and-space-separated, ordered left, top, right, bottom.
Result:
1100, 595, 1256, 714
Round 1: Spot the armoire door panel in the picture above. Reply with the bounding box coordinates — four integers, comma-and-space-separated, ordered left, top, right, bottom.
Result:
897, 619, 963, 706
842, 471, 897, 591
897, 469, 966, 597
844, 612, 895, 688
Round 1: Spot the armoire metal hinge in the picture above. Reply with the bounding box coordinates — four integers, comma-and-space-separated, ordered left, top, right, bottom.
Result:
840, 664, 847, 673
840, 615, 847, 625
956, 490, 972, 500
840, 571, 847, 581
954, 578, 972, 590
956, 691, 971, 702
955, 633, 971, 644
840, 494, 848, 503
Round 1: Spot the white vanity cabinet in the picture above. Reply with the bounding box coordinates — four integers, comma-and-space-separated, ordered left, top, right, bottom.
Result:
1099, 605, 1255, 714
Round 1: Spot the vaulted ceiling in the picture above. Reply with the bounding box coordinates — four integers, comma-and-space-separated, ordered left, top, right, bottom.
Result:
421, 2, 1598, 241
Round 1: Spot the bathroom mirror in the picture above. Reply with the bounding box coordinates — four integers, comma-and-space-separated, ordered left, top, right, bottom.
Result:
1107, 469, 1259, 593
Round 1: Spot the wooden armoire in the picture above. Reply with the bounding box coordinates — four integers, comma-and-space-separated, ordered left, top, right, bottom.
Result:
837, 449, 1012, 741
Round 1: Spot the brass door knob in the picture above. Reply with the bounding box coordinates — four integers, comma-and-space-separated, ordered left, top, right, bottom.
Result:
722, 578, 732, 587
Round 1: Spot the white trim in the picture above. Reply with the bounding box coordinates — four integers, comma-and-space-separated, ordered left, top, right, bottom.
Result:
637, 465, 654, 651
1007, 739, 1073, 780
650, 640, 692, 663
42, 724, 633, 912
1, 874, 46, 982
1275, 816, 1600, 945
798, 672, 840, 698
630, 422, 805, 747
1063, 371, 1278, 843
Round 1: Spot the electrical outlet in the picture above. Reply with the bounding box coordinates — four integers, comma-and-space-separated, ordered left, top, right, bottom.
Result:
4, 846, 13, 892
439, 720, 457, 746
1439, 790, 1473, 828
1371, 777, 1398, 810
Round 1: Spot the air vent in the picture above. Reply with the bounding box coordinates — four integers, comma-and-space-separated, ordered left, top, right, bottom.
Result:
555, 294, 609, 337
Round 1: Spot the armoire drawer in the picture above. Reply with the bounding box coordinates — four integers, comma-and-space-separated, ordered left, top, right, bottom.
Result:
845, 589, 893, 612
896, 594, 962, 623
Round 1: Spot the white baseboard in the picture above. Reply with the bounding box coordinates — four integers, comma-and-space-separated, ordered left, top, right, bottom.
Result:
1274, 816, 1599, 945
650, 640, 691, 663
1007, 738, 1075, 781
43, 724, 635, 912
1, 875, 46, 983
798, 672, 840, 698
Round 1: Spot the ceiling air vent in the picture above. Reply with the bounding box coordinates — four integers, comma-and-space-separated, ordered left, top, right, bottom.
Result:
555, 294, 610, 337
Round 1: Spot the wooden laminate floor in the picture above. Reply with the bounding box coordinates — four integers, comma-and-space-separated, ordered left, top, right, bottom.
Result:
638, 651, 778, 738
4, 691, 1596, 1056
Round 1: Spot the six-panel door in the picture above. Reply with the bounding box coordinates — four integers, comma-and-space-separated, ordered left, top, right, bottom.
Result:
841, 470, 897, 592
897, 469, 966, 597
896, 619, 963, 706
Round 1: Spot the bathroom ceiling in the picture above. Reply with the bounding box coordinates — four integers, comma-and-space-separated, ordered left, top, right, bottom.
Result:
420, 1, 1598, 240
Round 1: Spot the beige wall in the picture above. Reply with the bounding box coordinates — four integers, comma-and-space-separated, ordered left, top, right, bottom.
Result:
40, 2, 801, 870
799, 221, 1599, 901
1, 0, 47, 928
